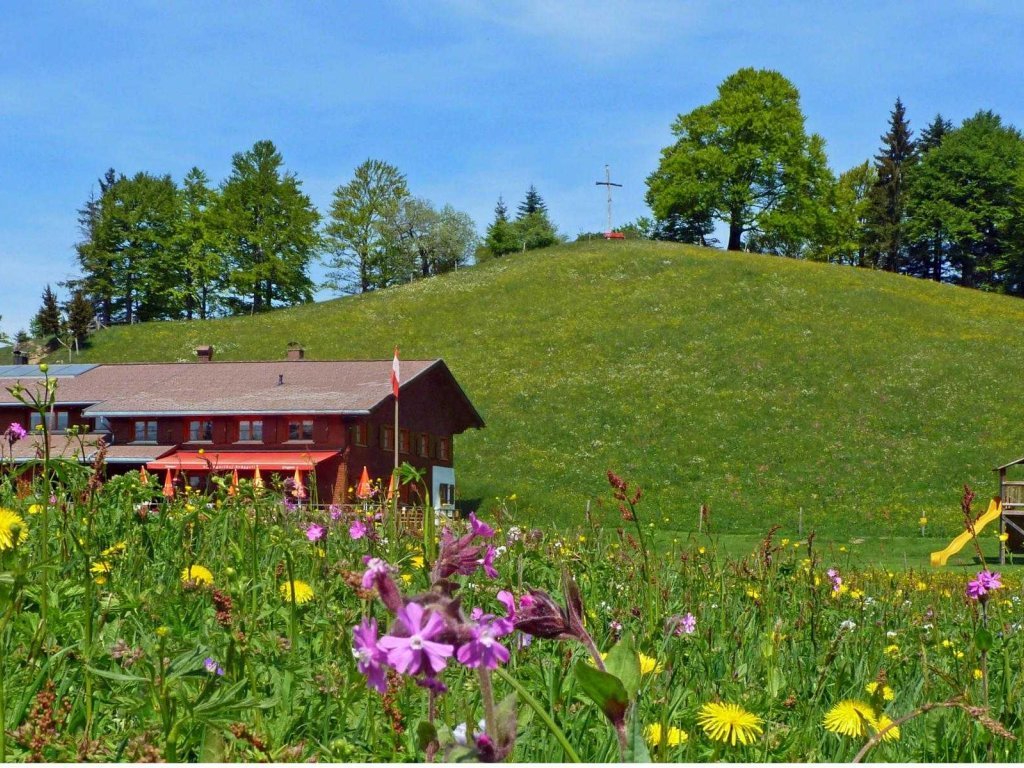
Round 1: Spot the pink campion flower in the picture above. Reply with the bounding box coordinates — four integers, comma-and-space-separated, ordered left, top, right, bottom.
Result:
378, 602, 454, 676
349, 518, 367, 540
681, 612, 696, 634
456, 615, 514, 669
7, 422, 26, 441
361, 556, 393, 589
329, 504, 342, 521
477, 546, 498, 579
497, 590, 516, 620
468, 512, 495, 539
352, 617, 389, 693
967, 570, 1003, 600
305, 523, 325, 542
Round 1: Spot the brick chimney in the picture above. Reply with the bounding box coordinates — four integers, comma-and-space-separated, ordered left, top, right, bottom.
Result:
286, 344, 304, 361
12, 349, 28, 365
195, 345, 214, 363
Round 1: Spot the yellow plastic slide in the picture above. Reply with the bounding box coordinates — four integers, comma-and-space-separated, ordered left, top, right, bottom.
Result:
930, 498, 1002, 567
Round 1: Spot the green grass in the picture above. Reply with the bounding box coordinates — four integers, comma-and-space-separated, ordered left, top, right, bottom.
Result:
62, 240, 1024, 548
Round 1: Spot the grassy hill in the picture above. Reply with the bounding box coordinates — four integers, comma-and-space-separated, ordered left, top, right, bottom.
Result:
60, 240, 1024, 542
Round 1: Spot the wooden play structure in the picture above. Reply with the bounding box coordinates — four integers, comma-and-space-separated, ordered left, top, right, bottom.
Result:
994, 456, 1024, 562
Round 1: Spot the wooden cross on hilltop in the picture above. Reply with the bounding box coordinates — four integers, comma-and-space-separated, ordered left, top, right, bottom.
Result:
595, 164, 623, 237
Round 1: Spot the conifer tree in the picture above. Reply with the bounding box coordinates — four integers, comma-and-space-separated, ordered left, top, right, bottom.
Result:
64, 290, 95, 348
32, 285, 63, 340
516, 185, 548, 217
863, 98, 916, 272
483, 197, 518, 257
918, 114, 953, 154
907, 114, 954, 280
212, 141, 320, 312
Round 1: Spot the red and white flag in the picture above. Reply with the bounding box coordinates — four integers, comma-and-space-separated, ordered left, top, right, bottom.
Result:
391, 347, 400, 399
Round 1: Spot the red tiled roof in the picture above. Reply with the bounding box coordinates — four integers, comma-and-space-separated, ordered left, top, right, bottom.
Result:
0, 359, 438, 414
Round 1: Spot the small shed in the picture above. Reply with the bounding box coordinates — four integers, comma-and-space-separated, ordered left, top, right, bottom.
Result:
994, 457, 1024, 560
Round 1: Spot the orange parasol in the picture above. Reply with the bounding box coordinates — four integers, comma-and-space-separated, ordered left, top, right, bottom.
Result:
139, 466, 149, 485
356, 466, 372, 499
293, 467, 307, 499
229, 468, 239, 496
253, 466, 264, 490
162, 469, 175, 498
386, 472, 396, 502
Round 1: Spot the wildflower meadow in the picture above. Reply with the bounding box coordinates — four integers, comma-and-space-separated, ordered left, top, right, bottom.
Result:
0, 383, 1022, 762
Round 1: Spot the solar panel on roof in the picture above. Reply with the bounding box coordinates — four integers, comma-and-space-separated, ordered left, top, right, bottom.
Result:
0, 364, 97, 378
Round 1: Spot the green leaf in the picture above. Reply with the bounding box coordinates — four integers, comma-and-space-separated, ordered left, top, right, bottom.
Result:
416, 720, 438, 752
975, 627, 994, 652
624, 703, 651, 763
493, 692, 518, 752
605, 635, 641, 700
574, 659, 629, 725
85, 665, 149, 684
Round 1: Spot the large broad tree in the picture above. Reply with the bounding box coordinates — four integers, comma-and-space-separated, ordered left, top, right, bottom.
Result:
71, 168, 120, 326
390, 198, 478, 277
906, 111, 1024, 292
212, 140, 320, 313
646, 67, 832, 253
906, 114, 954, 281
175, 167, 224, 319
323, 159, 410, 293
821, 161, 876, 266
863, 98, 917, 272
77, 172, 180, 324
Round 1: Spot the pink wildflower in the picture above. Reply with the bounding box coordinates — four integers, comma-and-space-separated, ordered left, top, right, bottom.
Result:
361, 556, 392, 589
305, 523, 325, 542
468, 512, 495, 538
478, 546, 498, 579
456, 615, 514, 669
6, 423, 26, 441
349, 518, 367, 540
352, 617, 389, 693
378, 603, 454, 676
966, 570, 1002, 600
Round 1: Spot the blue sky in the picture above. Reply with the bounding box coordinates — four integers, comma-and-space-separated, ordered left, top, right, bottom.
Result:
2, 1, 1022, 337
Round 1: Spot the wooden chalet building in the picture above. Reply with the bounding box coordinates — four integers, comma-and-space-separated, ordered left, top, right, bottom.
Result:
0, 349, 484, 509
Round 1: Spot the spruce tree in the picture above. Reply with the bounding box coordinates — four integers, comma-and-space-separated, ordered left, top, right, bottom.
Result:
483, 197, 518, 257
908, 114, 954, 280
64, 290, 95, 348
863, 98, 916, 272
516, 185, 547, 217
918, 114, 953, 154
33, 285, 63, 340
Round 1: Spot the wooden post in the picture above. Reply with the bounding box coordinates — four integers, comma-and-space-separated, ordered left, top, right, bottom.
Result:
798, 507, 803, 536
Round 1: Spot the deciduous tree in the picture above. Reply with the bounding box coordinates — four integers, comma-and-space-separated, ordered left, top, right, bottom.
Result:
646, 68, 832, 254
212, 140, 320, 312
323, 159, 410, 293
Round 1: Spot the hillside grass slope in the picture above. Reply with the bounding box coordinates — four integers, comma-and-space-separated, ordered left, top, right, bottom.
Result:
65, 241, 1024, 541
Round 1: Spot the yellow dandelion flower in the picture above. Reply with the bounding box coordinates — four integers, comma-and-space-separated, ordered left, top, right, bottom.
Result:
746, 589, 760, 600
823, 700, 876, 738
941, 639, 953, 649
102, 541, 127, 557
400, 573, 412, 585
508, 494, 516, 501
865, 682, 895, 701
839, 546, 848, 552
780, 538, 790, 546
645, 723, 688, 747
851, 589, 864, 600
90, 560, 112, 583
972, 668, 983, 680
884, 644, 900, 657
411, 555, 425, 569
181, 564, 214, 585
955, 651, 965, 659
578, 535, 586, 543
698, 546, 705, 554
638, 653, 664, 675
916, 581, 927, 591
280, 579, 314, 604
697, 702, 763, 746
28, 503, 43, 515
0, 508, 29, 551
873, 714, 900, 742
